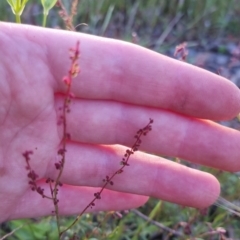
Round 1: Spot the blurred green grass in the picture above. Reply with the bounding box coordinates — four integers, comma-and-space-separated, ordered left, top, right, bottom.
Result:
1, 0, 240, 49
1, 0, 240, 239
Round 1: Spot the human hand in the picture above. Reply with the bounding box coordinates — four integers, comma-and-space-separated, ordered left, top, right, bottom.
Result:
1, 22, 240, 222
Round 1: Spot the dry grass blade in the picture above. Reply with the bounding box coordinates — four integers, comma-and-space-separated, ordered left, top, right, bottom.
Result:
154, 13, 183, 50
0, 225, 24, 240
131, 209, 183, 237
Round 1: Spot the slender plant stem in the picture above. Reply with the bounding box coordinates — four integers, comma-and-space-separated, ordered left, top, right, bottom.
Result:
16, 14, 21, 23
54, 42, 80, 238
60, 119, 153, 237
53, 85, 71, 236
42, 13, 47, 27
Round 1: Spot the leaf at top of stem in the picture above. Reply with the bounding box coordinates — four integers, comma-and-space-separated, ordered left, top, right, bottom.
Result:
41, 0, 58, 15
6, 0, 29, 16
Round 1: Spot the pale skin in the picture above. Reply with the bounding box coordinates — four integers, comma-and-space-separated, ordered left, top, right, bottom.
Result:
1, 22, 240, 223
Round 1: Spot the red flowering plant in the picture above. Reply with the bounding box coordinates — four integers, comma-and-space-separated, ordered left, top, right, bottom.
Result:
22, 41, 153, 239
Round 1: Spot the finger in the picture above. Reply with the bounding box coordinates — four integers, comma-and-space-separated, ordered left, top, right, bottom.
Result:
52, 31, 240, 120
10, 184, 148, 220
1, 22, 239, 120
56, 98, 240, 172
45, 143, 220, 209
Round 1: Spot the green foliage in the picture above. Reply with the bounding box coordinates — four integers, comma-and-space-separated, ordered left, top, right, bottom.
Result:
41, 0, 57, 26
2, 219, 58, 240
41, 0, 57, 14
2, 0, 240, 41
6, 0, 29, 23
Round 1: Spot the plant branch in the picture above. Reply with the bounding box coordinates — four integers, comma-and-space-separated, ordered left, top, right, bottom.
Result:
131, 209, 183, 237
60, 118, 153, 236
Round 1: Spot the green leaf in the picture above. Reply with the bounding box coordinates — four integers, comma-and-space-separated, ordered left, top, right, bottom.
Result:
41, 0, 58, 15
6, 0, 29, 15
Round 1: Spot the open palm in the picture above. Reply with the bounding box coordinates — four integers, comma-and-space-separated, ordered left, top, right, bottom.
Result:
1, 22, 240, 223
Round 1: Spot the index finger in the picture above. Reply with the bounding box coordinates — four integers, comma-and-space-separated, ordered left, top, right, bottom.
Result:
2, 22, 240, 120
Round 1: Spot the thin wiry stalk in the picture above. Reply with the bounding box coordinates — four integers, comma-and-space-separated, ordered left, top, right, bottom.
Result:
60, 119, 153, 237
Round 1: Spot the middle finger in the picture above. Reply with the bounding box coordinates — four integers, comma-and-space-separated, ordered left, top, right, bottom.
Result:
55, 97, 240, 172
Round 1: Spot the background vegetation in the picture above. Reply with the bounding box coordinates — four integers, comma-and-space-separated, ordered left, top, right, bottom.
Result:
1, 0, 240, 239
1, 0, 240, 49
